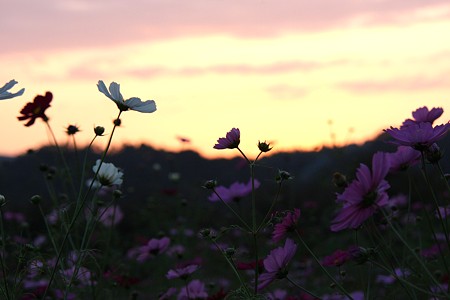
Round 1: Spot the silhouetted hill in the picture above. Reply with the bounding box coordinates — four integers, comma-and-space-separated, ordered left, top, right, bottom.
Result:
0, 133, 449, 231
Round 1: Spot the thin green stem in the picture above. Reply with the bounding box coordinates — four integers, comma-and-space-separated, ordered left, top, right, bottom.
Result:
0, 210, 10, 300
256, 181, 283, 233
285, 276, 321, 299
212, 190, 251, 232
295, 230, 354, 299
42, 112, 122, 299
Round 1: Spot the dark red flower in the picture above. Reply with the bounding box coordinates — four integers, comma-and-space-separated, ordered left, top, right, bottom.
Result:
18, 92, 52, 126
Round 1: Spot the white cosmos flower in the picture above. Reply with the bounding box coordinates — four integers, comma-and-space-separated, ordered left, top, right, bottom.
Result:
97, 80, 157, 113
0, 79, 25, 100
92, 159, 123, 187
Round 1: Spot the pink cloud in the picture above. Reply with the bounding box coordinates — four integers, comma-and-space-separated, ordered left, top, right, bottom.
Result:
339, 73, 450, 93
3, 0, 450, 54
266, 84, 308, 100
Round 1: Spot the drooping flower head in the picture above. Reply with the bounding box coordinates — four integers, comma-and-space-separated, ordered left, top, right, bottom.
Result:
386, 146, 421, 173
402, 106, 443, 127
384, 122, 450, 152
213, 128, 240, 149
166, 264, 199, 280
17, 92, 52, 126
92, 159, 123, 187
97, 80, 157, 113
208, 179, 260, 203
272, 208, 301, 242
0, 79, 25, 100
258, 238, 297, 291
331, 152, 390, 232
134, 237, 170, 262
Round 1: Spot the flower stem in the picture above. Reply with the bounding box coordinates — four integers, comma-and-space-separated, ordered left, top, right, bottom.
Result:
295, 230, 354, 300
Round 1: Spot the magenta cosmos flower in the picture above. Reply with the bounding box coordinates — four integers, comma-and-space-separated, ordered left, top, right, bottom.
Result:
402, 106, 443, 127
330, 152, 390, 232
321, 249, 351, 267
166, 264, 199, 280
213, 128, 240, 149
384, 122, 450, 151
386, 146, 421, 173
208, 179, 260, 203
131, 237, 170, 262
177, 279, 208, 299
258, 238, 297, 291
272, 208, 301, 242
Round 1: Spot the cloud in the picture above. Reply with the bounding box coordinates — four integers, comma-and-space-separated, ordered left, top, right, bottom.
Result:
64, 59, 347, 81
339, 73, 450, 93
265, 84, 309, 100
3, 0, 450, 55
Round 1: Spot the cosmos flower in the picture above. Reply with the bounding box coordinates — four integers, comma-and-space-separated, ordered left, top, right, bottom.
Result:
258, 238, 297, 291
92, 159, 123, 187
330, 152, 390, 232
177, 279, 208, 299
17, 92, 52, 126
98, 206, 123, 226
166, 264, 199, 280
0, 79, 25, 100
272, 208, 301, 243
97, 80, 157, 113
132, 237, 170, 262
402, 106, 444, 127
208, 179, 260, 203
213, 128, 240, 149
386, 146, 421, 173
384, 122, 450, 152
321, 249, 352, 267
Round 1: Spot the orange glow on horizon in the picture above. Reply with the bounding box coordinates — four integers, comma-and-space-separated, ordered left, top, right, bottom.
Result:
1, 2, 450, 160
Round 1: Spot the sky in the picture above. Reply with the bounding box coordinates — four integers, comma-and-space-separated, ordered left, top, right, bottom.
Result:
1, 0, 450, 159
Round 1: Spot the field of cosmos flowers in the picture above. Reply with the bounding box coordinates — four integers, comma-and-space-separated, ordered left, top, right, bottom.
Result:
0, 79, 450, 299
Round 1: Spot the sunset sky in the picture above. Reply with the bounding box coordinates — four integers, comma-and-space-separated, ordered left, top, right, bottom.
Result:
1, 0, 450, 159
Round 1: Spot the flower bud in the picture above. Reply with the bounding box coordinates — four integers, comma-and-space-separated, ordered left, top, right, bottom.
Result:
94, 126, 105, 136
202, 180, 217, 189
332, 172, 348, 188
66, 124, 80, 135
199, 228, 211, 238
425, 143, 443, 164
276, 170, 293, 183
0, 195, 6, 207
257, 140, 272, 153
113, 118, 121, 126
30, 195, 42, 205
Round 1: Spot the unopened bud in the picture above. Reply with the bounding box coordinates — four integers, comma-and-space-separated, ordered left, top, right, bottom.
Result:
257, 140, 272, 153
30, 195, 42, 205
202, 180, 217, 189
276, 170, 293, 183
94, 126, 105, 136
332, 172, 348, 188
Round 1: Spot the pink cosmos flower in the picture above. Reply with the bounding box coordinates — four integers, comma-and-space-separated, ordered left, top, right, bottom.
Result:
384, 122, 450, 151
213, 128, 240, 149
387, 146, 421, 173
272, 208, 301, 242
177, 279, 208, 299
331, 152, 390, 232
98, 206, 123, 226
129, 237, 170, 262
208, 179, 260, 203
402, 106, 444, 127
166, 264, 199, 280
258, 238, 297, 291
321, 249, 351, 267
